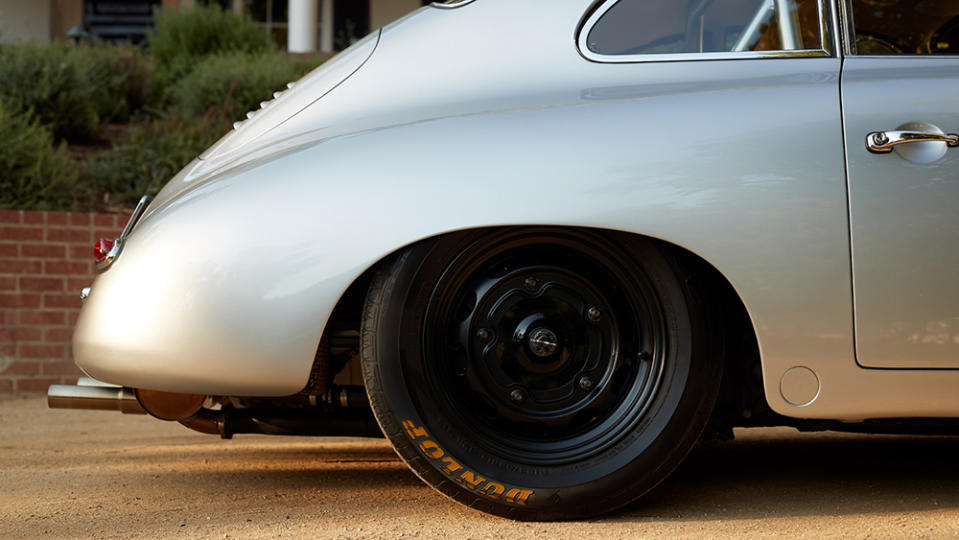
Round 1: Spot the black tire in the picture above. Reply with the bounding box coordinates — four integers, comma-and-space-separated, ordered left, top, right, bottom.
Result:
361, 228, 721, 520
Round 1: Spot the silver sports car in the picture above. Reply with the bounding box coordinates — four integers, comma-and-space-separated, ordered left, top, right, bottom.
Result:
48, 0, 959, 520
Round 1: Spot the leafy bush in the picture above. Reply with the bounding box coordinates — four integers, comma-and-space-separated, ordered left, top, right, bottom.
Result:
149, 4, 272, 87
0, 100, 81, 210
170, 52, 321, 120
84, 111, 232, 207
82, 45, 157, 123
0, 43, 100, 141
0, 43, 156, 141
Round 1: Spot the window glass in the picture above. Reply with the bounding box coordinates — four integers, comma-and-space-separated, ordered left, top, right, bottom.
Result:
585, 0, 825, 56
851, 0, 959, 54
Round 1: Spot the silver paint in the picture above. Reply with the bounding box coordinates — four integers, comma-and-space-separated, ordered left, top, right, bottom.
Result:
72, 0, 959, 419
843, 56, 959, 371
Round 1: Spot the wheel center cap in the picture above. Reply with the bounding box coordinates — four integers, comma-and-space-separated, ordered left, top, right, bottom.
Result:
527, 327, 559, 358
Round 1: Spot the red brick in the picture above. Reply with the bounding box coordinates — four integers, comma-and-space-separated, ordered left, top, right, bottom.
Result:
44, 261, 90, 275
43, 362, 81, 376
93, 214, 116, 227
67, 278, 93, 291
69, 245, 93, 260
44, 327, 74, 342
46, 213, 67, 226
67, 311, 80, 325
43, 294, 81, 309
0, 276, 16, 290
22, 211, 44, 225
0, 210, 20, 224
0, 243, 17, 257
17, 377, 60, 393
0, 379, 12, 393
0, 260, 42, 274
94, 229, 123, 240
68, 212, 91, 226
1, 361, 42, 376
0, 343, 14, 356
22, 244, 66, 259
0, 327, 42, 342
19, 344, 64, 359
19, 310, 66, 325
0, 311, 15, 324
20, 277, 63, 292
46, 228, 91, 243
0, 226, 43, 241
0, 294, 41, 308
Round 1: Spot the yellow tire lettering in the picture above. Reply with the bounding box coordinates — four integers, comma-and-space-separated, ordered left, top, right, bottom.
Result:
504, 488, 533, 506
418, 439, 445, 459
455, 470, 486, 490
401, 420, 535, 507
402, 420, 429, 440
440, 456, 463, 475
478, 482, 505, 499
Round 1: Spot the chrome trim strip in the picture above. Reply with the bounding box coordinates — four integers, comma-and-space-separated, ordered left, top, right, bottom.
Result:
578, 0, 832, 63
95, 239, 122, 273
431, 0, 476, 9
120, 195, 154, 241
96, 195, 154, 273
839, 0, 855, 55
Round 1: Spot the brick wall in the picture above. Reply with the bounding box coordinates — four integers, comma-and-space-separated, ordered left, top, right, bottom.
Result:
0, 209, 128, 394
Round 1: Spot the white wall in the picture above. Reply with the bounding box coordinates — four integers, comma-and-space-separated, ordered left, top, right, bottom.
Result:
0, 0, 51, 44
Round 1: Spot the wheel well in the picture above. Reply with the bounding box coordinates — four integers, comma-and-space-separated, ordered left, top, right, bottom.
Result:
309, 227, 769, 432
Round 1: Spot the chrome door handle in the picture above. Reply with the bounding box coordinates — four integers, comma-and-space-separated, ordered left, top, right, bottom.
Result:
866, 130, 959, 153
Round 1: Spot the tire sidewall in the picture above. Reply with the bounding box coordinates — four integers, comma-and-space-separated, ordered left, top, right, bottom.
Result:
364, 229, 718, 519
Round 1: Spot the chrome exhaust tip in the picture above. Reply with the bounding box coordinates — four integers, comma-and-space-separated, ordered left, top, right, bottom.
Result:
47, 378, 145, 415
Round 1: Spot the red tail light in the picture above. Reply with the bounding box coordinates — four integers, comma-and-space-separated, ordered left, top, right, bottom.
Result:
93, 238, 114, 262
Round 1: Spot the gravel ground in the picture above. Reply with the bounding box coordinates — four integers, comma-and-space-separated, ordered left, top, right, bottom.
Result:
2, 395, 959, 539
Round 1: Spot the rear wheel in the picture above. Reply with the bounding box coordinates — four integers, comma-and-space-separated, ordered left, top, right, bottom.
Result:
361, 228, 720, 519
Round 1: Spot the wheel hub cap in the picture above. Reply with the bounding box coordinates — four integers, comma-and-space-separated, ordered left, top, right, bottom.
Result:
527, 327, 559, 359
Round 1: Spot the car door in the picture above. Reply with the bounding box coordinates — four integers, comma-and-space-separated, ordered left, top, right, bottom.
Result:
842, 0, 959, 368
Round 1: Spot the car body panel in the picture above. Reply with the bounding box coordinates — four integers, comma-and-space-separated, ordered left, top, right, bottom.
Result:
842, 56, 959, 369
73, 0, 959, 420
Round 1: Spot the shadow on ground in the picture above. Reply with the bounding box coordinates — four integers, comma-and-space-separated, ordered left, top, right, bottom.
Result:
618, 431, 959, 521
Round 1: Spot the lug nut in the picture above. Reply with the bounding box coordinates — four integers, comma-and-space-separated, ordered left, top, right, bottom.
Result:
509, 389, 524, 403
637, 351, 651, 361
578, 376, 594, 391
523, 276, 539, 291
587, 307, 602, 323
475, 328, 492, 342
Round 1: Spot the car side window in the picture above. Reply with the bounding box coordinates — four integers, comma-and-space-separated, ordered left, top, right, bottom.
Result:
850, 0, 959, 54
584, 0, 826, 57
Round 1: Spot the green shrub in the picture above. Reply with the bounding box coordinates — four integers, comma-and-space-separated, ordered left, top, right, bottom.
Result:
170, 52, 320, 120
150, 4, 272, 87
0, 43, 155, 141
0, 43, 100, 141
0, 100, 81, 210
84, 111, 232, 207
82, 45, 157, 123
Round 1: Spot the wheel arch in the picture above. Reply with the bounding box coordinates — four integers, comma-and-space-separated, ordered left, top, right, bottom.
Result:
313, 225, 766, 426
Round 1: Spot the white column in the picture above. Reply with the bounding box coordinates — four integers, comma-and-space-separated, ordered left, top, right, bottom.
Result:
320, 0, 334, 53
288, 0, 318, 53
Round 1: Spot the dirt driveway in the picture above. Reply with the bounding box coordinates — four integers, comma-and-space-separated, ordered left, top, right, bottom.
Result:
2, 395, 958, 539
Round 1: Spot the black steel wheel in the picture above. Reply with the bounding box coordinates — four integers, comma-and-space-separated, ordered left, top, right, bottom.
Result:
361, 228, 721, 520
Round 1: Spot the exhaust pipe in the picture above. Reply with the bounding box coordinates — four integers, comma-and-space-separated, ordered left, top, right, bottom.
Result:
47, 378, 382, 439
47, 377, 145, 415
